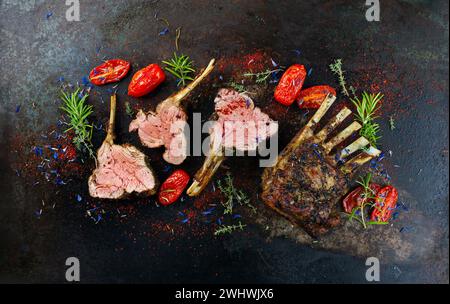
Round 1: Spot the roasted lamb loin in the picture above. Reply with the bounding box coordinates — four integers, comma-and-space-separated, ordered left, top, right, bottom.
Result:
88, 95, 158, 199
129, 59, 215, 165
187, 88, 278, 196
261, 94, 381, 236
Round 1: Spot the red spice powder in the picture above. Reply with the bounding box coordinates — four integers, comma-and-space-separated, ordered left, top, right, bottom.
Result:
216, 50, 271, 77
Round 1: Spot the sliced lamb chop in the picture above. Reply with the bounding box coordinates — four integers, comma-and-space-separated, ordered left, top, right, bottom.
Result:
187, 88, 278, 196
88, 95, 158, 199
129, 59, 215, 165
261, 94, 381, 236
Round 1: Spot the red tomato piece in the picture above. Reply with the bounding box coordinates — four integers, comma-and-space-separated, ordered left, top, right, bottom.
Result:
297, 85, 337, 109
274, 64, 307, 106
89, 59, 131, 86
343, 184, 382, 213
128, 64, 166, 97
158, 169, 190, 206
370, 186, 399, 222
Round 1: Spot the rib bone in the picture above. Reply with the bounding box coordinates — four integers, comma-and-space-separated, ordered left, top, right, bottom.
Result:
276, 94, 336, 170
341, 146, 382, 173
187, 142, 225, 197
340, 137, 370, 159
158, 59, 216, 111
322, 121, 362, 154
265, 93, 382, 185
104, 94, 117, 145
315, 107, 352, 143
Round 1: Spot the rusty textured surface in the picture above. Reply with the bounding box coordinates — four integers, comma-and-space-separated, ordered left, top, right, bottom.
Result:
0, 0, 448, 283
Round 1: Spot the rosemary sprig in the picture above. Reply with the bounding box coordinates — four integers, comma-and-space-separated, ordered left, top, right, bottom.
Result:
162, 53, 195, 87
243, 69, 282, 84
217, 173, 256, 215
60, 89, 95, 158
329, 59, 353, 98
214, 221, 247, 236
351, 92, 383, 147
346, 173, 388, 228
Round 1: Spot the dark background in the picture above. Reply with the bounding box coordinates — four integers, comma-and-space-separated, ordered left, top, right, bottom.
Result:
0, 0, 448, 283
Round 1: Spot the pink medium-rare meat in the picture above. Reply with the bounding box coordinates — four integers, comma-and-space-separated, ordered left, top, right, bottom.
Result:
211, 88, 278, 151
88, 95, 158, 199
187, 88, 278, 196
88, 142, 157, 199
129, 59, 216, 165
129, 105, 188, 165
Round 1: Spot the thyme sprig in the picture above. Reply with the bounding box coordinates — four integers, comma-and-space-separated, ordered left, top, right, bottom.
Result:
389, 116, 396, 131
60, 88, 95, 158
175, 27, 182, 51
243, 69, 283, 84
228, 81, 246, 93
162, 53, 195, 87
214, 222, 247, 236
217, 173, 256, 215
346, 173, 388, 228
351, 92, 383, 147
227, 81, 256, 95
125, 101, 134, 118
329, 59, 355, 98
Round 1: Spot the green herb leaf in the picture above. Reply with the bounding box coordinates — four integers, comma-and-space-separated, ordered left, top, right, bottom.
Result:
389, 116, 396, 131
351, 92, 383, 147
162, 53, 195, 87
214, 221, 247, 236
60, 89, 95, 159
329, 59, 353, 98
217, 173, 256, 215
243, 69, 282, 84
347, 173, 383, 229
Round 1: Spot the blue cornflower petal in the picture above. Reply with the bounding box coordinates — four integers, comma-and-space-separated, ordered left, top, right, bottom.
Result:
291, 49, 302, 57
81, 76, 90, 86
159, 28, 169, 36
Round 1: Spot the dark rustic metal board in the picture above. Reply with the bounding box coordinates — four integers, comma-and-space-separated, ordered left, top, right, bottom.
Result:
0, 0, 448, 283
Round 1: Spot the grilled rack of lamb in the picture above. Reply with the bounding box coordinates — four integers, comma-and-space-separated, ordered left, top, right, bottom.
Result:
88, 95, 158, 199
187, 88, 278, 196
261, 94, 381, 236
129, 59, 215, 165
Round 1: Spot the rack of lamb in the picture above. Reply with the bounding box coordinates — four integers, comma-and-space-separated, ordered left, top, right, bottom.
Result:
261, 94, 381, 236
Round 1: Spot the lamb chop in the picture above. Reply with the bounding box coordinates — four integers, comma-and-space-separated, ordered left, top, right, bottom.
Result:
88, 95, 158, 199
261, 94, 381, 236
187, 88, 278, 196
129, 59, 215, 165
